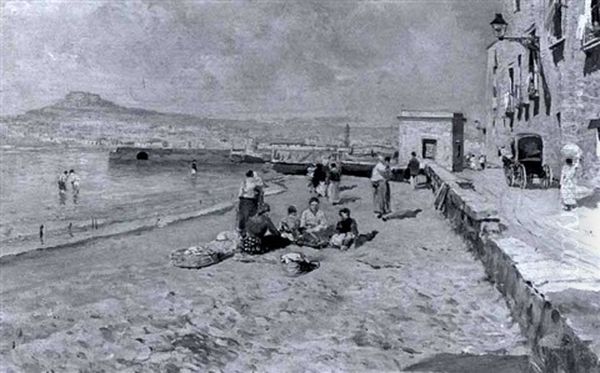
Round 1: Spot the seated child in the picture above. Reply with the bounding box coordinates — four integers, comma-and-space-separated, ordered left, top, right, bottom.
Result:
330, 208, 359, 250
279, 205, 301, 242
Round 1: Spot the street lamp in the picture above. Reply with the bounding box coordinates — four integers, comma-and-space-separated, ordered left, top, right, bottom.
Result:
490, 13, 539, 51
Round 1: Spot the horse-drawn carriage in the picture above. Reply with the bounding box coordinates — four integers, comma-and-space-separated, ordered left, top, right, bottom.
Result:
502, 133, 553, 189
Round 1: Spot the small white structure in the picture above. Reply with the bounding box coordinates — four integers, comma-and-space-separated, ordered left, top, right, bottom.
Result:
397, 111, 465, 171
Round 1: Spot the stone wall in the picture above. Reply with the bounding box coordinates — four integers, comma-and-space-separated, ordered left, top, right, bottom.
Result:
425, 162, 600, 373
485, 0, 600, 179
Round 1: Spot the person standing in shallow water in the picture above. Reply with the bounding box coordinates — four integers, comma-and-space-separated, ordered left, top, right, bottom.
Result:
58, 170, 68, 205
560, 158, 578, 211
190, 159, 198, 175
237, 170, 263, 235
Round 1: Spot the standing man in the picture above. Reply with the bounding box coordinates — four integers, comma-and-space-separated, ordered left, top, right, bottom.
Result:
371, 155, 391, 218
408, 152, 420, 189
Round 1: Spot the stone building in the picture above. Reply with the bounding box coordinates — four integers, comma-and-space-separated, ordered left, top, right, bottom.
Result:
484, 0, 600, 178
397, 111, 465, 171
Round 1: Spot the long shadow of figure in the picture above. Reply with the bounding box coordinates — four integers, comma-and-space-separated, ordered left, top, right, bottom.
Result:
381, 209, 422, 221
336, 196, 361, 205
340, 184, 358, 192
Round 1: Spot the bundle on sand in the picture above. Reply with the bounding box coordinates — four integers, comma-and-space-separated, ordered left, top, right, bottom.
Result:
280, 252, 320, 277
171, 231, 240, 269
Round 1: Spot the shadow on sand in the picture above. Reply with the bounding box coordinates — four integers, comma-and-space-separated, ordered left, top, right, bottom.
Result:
577, 188, 600, 209
404, 353, 533, 373
336, 196, 361, 205
382, 209, 422, 221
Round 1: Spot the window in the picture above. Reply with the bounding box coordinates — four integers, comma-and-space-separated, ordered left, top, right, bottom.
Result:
527, 50, 540, 106
597, 128, 600, 158
546, 0, 563, 41
422, 139, 437, 160
583, 0, 600, 49
515, 0, 521, 12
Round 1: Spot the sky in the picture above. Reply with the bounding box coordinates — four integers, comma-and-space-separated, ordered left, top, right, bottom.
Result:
0, 0, 501, 123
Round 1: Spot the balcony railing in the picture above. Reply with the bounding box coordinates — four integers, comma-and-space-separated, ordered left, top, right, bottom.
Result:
583, 4, 600, 51
583, 24, 600, 50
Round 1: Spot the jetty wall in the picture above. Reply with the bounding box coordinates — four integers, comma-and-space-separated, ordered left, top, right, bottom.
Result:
108, 147, 265, 164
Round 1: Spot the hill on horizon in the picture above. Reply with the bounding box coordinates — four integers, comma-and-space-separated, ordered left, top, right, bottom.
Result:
0, 91, 396, 148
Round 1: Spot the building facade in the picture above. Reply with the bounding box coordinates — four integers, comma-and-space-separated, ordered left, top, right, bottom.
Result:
397, 111, 464, 171
485, 0, 600, 178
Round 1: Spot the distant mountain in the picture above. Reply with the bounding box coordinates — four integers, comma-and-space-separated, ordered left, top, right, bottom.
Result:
0, 92, 396, 148
25, 91, 163, 117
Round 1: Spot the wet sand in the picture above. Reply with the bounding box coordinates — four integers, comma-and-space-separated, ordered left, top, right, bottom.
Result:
0, 176, 528, 372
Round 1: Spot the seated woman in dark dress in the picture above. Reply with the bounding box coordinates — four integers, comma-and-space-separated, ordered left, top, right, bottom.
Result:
241, 204, 290, 254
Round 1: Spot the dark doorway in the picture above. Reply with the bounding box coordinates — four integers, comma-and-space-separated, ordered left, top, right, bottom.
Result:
422, 139, 437, 160
136, 151, 149, 160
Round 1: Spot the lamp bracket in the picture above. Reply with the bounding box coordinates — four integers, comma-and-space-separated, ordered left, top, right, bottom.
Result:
498, 35, 540, 51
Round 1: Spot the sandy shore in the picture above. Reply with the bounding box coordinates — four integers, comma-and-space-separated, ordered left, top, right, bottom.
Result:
0, 176, 528, 372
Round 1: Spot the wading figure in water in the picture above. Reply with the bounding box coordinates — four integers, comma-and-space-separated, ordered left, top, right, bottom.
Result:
57, 170, 68, 205
190, 159, 198, 175
69, 169, 80, 204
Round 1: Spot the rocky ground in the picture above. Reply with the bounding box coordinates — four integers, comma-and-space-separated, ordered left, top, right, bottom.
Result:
0, 176, 530, 372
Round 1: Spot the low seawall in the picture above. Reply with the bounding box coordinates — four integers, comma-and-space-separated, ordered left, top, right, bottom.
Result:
109, 147, 265, 164
425, 162, 599, 373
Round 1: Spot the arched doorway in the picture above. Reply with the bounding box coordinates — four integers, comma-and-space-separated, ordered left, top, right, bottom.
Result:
136, 151, 149, 160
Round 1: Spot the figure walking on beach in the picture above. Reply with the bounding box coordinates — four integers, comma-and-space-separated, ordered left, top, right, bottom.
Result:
237, 170, 263, 236
327, 162, 341, 204
560, 158, 578, 211
371, 155, 391, 218
407, 151, 420, 189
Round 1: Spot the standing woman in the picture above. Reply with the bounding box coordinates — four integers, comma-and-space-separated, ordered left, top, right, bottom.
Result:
328, 162, 341, 204
312, 163, 327, 197
560, 158, 578, 211
237, 170, 261, 235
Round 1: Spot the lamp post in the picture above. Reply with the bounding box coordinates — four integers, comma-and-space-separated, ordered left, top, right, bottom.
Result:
490, 13, 539, 51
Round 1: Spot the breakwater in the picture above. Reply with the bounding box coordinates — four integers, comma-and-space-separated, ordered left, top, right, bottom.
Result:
108, 147, 266, 164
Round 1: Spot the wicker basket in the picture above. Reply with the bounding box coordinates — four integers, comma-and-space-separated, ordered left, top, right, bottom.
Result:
170, 246, 223, 269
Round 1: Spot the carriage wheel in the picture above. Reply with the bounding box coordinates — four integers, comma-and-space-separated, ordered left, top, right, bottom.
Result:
542, 164, 553, 189
515, 164, 527, 189
503, 165, 513, 186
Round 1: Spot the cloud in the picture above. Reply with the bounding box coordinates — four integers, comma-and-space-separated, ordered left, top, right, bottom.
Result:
1, 0, 500, 121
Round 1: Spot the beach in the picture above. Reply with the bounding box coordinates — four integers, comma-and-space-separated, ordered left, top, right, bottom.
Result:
0, 176, 529, 372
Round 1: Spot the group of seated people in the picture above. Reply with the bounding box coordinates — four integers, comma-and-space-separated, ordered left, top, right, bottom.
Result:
240, 196, 374, 255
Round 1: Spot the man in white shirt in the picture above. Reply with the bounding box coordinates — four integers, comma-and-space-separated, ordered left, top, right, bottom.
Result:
371, 155, 391, 218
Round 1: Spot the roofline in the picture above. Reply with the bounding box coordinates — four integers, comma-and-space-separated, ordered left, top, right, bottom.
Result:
397, 110, 463, 121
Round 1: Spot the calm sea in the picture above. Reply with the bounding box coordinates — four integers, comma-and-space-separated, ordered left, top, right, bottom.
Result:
0, 146, 253, 255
